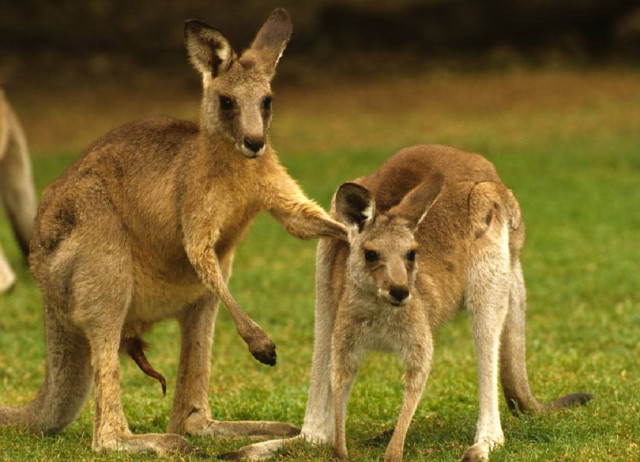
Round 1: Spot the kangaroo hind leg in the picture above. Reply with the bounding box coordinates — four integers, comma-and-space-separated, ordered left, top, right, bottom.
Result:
168, 255, 298, 441
461, 207, 511, 462
499, 259, 592, 414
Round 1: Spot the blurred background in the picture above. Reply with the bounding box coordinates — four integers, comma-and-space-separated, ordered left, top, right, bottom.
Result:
1, 0, 640, 154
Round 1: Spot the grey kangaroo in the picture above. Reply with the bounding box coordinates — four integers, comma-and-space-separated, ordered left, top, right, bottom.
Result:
0, 8, 347, 456
230, 145, 592, 461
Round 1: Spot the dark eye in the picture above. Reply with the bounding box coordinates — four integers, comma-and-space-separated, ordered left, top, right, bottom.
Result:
364, 250, 379, 262
262, 96, 272, 111
406, 250, 416, 262
219, 96, 234, 110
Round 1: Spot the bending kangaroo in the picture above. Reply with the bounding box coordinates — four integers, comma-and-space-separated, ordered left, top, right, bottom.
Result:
0, 9, 347, 456
0, 89, 37, 292
230, 145, 592, 461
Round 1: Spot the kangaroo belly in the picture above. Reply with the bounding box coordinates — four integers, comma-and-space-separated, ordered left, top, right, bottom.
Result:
127, 249, 207, 323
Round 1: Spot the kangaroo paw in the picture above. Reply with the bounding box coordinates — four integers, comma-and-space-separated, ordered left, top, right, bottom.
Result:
247, 335, 277, 366
551, 392, 593, 409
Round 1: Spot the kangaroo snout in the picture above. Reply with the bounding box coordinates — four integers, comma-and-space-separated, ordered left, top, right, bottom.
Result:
242, 136, 265, 157
387, 285, 411, 306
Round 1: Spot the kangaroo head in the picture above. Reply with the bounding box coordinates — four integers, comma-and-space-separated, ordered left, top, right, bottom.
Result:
185, 8, 292, 158
335, 175, 444, 306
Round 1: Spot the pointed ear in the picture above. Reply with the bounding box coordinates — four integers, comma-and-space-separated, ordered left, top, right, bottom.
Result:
335, 183, 375, 233
388, 174, 444, 231
184, 19, 234, 79
248, 8, 293, 77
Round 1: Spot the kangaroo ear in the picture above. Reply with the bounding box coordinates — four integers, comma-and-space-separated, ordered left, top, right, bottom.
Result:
335, 183, 375, 233
184, 19, 234, 79
248, 8, 293, 76
389, 174, 444, 231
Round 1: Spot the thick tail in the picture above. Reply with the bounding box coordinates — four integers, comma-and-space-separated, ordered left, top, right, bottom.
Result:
0, 304, 93, 433
0, 97, 37, 256
499, 260, 593, 414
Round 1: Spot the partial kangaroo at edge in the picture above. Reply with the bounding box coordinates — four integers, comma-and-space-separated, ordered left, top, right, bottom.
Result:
229, 145, 592, 462
0, 88, 37, 293
0, 8, 347, 457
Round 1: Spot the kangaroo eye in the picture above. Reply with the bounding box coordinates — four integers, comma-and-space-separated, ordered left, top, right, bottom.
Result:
406, 250, 416, 262
262, 96, 272, 111
219, 96, 234, 110
364, 250, 379, 262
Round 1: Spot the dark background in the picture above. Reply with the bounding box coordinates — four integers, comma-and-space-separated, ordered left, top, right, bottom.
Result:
1, 0, 640, 88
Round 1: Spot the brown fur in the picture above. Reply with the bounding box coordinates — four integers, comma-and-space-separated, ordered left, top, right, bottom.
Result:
228, 145, 591, 461
0, 88, 37, 292
0, 9, 347, 456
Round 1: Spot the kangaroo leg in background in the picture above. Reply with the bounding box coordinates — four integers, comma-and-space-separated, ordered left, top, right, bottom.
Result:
0, 245, 15, 292
0, 101, 37, 293
499, 260, 592, 414
0, 104, 37, 256
169, 253, 299, 440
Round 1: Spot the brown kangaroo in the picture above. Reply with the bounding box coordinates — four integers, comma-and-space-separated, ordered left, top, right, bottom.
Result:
0, 8, 347, 456
0, 88, 37, 292
229, 145, 591, 461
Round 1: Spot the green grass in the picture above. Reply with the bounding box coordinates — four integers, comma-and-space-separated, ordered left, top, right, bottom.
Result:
1, 71, 640, 460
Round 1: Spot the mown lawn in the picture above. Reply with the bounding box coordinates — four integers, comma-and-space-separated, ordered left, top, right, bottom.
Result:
0, 69, 639, 460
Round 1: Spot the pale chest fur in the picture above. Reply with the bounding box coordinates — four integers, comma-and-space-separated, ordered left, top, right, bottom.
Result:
338, 292, 429, 354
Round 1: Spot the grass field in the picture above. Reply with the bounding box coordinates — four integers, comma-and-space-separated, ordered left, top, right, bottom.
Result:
1, 69, 639, 460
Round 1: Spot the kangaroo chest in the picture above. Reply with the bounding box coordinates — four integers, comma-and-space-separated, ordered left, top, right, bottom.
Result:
341, 298, 426, 354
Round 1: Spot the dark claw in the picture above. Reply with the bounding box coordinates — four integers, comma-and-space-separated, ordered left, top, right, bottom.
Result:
190, 447, 211, 459
251, 348, 277, 366
217, 450, 244, 460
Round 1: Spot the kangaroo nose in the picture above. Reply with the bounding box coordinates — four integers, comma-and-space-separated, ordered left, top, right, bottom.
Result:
389, 286, 410, 304
244, 137, 265, 153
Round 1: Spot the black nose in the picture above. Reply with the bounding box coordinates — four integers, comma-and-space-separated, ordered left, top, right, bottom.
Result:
389, 286, 409, 304
244, 137, 265, 153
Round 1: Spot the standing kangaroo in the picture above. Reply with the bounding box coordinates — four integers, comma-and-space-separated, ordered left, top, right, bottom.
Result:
229, 145, 591, 461
0, 9, 347, 456
0, 89, 37, 292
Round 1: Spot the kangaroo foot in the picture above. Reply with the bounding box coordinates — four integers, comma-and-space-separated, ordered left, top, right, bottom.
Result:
218, 436, 303, 460
186, 418, 299, 440
458, 436, 504, 462
93, 433, 205, 457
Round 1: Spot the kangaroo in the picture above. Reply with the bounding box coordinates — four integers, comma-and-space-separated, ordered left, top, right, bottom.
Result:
0, 8, 347, 456
0, 88, 37, 292
227, 145, 592, 461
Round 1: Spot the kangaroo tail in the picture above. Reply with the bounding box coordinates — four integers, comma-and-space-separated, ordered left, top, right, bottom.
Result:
0, 96, 37, 256
499, 260, 593, 414
0, 305, 93, 434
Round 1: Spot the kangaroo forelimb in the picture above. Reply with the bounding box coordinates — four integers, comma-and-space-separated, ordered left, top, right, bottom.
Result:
198, 247, 277, 366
